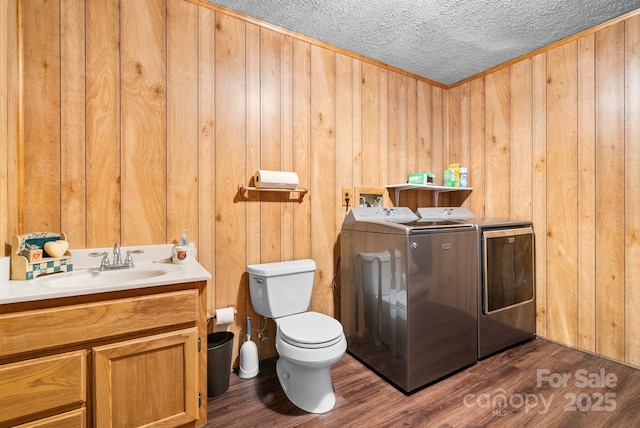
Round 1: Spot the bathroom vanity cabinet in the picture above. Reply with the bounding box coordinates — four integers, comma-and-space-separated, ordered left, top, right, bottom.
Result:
0, 280, 208, 427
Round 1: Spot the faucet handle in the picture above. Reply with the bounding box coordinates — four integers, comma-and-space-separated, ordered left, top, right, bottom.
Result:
89, 251, 110, 269
124, 249, 144, 266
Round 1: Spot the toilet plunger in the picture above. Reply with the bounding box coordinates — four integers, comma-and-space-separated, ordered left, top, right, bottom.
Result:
239, 317, 259, 379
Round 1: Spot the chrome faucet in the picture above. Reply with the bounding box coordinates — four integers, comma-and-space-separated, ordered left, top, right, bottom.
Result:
113, 243, 121, 266
89, 243, 144, 271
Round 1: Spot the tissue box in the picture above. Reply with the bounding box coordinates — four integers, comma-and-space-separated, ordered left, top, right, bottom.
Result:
408, 172, 435, 185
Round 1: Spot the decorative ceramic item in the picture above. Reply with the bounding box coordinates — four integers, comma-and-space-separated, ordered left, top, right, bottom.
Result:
11, 232, 73, 280
44, 240, 69, 258
172, 245, 197, 264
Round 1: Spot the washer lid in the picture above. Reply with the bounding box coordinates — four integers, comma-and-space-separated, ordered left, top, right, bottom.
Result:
278, 312, 343, 348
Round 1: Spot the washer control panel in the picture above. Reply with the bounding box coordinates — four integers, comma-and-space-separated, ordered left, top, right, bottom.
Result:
417, 207, 474, 221
343, 207, 418, 224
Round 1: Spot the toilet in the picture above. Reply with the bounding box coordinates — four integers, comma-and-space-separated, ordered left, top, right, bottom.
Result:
246, 259, 346, 413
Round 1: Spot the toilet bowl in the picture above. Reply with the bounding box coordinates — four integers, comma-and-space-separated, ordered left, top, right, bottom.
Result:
275, 311, 347, 413
246, 260, 346, 413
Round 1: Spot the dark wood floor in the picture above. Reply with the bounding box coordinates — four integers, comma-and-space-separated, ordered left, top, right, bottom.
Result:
205, 339, 640, 427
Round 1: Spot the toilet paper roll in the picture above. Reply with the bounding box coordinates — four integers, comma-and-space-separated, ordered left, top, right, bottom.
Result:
255, 170, 299, 190
215, 307, 235, 325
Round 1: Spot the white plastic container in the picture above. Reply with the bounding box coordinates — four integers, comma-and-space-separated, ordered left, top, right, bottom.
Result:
460, 167, 468, 188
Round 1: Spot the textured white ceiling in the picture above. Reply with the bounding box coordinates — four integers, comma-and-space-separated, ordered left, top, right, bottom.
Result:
206, 0, 640, 85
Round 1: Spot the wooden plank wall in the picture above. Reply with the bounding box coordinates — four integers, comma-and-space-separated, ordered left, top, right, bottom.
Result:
448, 15, 640, 368
5, 0, 639, 369
0, 2, 10, 249
1, 0, 19, 252
14, 0, 446, 363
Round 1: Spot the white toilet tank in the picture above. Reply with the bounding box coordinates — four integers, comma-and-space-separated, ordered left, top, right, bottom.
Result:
247, 259, 316, 319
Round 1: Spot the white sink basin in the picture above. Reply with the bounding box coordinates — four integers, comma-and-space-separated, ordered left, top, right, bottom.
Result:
41, 265, 176, 288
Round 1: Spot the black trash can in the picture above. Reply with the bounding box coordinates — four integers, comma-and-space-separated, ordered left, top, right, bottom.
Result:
207, 332, 234, 397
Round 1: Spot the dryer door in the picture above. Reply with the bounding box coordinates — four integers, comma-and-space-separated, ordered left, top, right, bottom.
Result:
482, 227, 534, 314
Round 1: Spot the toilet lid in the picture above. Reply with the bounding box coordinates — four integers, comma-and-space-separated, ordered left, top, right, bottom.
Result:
278, 312, 344, 349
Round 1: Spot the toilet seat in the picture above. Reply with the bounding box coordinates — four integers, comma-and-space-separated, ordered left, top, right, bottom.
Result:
278, 312, 343, 349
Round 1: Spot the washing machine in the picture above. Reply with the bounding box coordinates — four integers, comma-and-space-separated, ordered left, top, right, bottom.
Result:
417, 207, 536, 359
340, 207, 477, 392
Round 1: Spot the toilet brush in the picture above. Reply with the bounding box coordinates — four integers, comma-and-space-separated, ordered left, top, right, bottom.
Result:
239, 317, 259, 379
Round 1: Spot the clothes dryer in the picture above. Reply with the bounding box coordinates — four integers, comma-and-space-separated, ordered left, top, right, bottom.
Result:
417, 207, 536, 359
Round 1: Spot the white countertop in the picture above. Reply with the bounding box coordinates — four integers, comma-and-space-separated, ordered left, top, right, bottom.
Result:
0, 244, 211, 305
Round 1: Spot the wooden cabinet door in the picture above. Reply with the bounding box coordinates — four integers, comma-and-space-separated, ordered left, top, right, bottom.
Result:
93, 328, 199, 428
